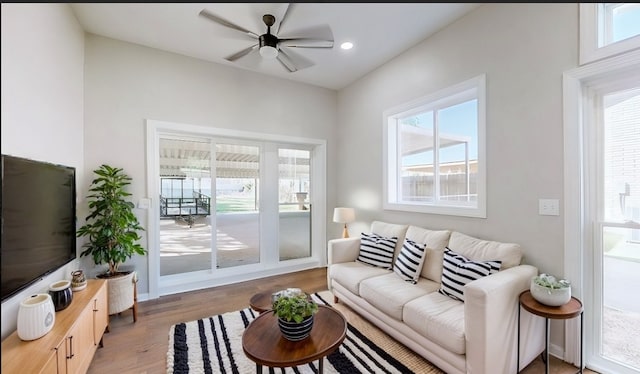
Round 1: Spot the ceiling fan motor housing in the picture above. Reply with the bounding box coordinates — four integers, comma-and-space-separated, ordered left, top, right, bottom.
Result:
259, 33, 278, 49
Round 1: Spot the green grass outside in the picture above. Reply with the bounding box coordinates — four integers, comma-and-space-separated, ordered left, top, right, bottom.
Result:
215, 196, 257, 212
215, 195, 307, 213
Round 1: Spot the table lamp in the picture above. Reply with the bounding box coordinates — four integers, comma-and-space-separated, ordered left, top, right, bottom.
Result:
333, 207, 355, 238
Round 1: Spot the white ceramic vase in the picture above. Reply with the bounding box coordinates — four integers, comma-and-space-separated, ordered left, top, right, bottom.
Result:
17, 294, 55, 341
530, 279, 571, 306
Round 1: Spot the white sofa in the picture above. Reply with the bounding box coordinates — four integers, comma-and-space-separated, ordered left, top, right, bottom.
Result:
327, 221, 545, 374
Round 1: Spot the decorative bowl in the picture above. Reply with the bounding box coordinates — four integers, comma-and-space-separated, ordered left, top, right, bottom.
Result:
530, 277, 571, 306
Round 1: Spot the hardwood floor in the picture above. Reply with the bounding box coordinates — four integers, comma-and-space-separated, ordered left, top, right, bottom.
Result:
87, 267, 594, 373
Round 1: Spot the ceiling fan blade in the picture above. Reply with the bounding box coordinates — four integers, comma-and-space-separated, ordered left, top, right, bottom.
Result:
225, 44, 259, 62
199, 9, 259, 39
276, 48, 298, 72
277, 47, 315, 72
278, 38, 334, 48
275, 3, 293, 35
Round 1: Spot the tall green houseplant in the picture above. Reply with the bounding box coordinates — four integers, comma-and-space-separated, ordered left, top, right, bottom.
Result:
77, 164, 146, 276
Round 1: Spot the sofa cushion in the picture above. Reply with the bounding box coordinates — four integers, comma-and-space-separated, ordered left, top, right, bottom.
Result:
371, 221, 409, 259
439, 249, 501, 302
329, 262, 391, 296
405, 226, 451, 282
403, 292, 466, 355
393, 238, 427, 284
448, 231, 522, 269
360, 273, 440, 320
357, 232, 397, 269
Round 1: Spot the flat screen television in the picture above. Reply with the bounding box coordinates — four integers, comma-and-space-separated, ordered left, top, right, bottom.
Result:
1, 154, 77, 302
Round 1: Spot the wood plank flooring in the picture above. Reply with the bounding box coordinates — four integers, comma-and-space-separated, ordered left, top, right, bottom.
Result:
87, 267, 593, 374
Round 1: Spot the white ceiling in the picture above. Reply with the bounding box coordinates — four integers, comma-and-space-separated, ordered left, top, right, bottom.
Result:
70, 3, 480, 90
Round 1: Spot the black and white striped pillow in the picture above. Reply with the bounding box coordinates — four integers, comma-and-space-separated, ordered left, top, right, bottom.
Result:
438, 248, 501, 302
356, 232, 398, 269
393, 239, 427, 284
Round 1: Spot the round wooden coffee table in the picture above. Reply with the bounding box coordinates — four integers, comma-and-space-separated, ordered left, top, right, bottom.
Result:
242, 305, 347, 373
249, 291, 274, 313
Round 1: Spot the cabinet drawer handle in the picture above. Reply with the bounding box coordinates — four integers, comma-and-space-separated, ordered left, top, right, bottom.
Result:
67, 335, 74, 359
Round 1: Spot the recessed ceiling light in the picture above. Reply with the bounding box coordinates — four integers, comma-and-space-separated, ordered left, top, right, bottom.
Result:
340, 42, 354, 50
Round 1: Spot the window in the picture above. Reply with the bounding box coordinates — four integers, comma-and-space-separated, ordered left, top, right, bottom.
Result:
563, 48, 640, 373
580, 3, 640, 65
384, 75, 486, 218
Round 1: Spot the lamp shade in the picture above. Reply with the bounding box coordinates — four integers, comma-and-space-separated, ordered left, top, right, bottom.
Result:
333, 207, 355, 223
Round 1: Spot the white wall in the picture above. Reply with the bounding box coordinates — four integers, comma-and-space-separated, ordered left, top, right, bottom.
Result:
82, 34, 338, 296
1, 4, 85, 340
336, 3, 578, 352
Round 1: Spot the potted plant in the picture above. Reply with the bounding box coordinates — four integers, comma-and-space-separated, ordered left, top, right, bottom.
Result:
272, 292, 319, 341
530, 273, 571, 306
76, 164, 146, 319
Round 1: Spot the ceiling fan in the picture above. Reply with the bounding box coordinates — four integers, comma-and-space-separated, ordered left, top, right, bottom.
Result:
199, 5, 334, 72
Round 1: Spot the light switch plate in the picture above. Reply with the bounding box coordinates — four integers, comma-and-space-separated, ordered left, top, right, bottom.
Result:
539, 199, 560, 216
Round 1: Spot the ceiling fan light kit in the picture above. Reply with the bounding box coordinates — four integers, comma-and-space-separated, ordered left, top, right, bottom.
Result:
199, 5, 334, 72
259, 17, 279, 59
259, 45, 278, 59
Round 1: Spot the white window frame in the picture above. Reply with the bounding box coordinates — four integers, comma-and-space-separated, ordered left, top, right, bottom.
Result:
580, 3, 640, 65
383, 74, 486, 218
563, 49, 640, 373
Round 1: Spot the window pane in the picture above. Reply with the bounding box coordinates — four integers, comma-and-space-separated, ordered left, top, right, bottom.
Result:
399, 112, 434, 203
438, 100, 478, 203
278, 148, 311, 261
159, 137, 213, 276
601, 226, 640, 370
603, 88, 640, 222
215, 143, 260, 269
612, 4, 640, 43
601, 3, 640, 47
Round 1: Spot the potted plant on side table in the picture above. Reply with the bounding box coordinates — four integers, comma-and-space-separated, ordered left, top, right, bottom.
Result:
530, 273, 571, 306
272, 291, 319, 341
76, 164, 146, 322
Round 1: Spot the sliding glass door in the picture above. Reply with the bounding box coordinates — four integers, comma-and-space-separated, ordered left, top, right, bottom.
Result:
148, 121, 326, 298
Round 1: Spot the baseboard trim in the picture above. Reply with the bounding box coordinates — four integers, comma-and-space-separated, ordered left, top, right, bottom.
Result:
550, 343, 564, 360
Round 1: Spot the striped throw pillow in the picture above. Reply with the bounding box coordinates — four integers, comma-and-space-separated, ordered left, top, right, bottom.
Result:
356, 232, 398, 269
438, 248, 502, 302
393, 239, 427, 284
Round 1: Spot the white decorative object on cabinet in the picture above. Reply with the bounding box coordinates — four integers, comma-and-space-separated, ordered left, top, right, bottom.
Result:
17, 294, 55, 341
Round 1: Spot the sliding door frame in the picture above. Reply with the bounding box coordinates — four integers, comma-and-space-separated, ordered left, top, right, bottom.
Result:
145, 119, 327, 299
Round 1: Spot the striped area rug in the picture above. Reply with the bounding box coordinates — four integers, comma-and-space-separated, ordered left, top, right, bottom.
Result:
167, 292, 441, 373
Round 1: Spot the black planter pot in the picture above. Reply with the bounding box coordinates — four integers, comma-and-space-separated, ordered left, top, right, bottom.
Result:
278, 315, 314, 341
49, 280, 73, 312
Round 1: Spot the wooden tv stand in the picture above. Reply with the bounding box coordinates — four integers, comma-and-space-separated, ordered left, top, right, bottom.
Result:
1, 279, 108, 374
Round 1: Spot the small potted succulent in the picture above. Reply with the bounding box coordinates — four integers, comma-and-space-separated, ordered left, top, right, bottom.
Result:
530, 273, 571, 306
272, 290, 318, 341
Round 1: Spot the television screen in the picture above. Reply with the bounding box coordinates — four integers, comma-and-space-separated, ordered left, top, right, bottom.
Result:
1, 155, 77, 301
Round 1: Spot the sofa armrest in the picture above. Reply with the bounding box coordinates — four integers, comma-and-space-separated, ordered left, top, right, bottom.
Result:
464, 264, 542, 374
328, 237, 360, 265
